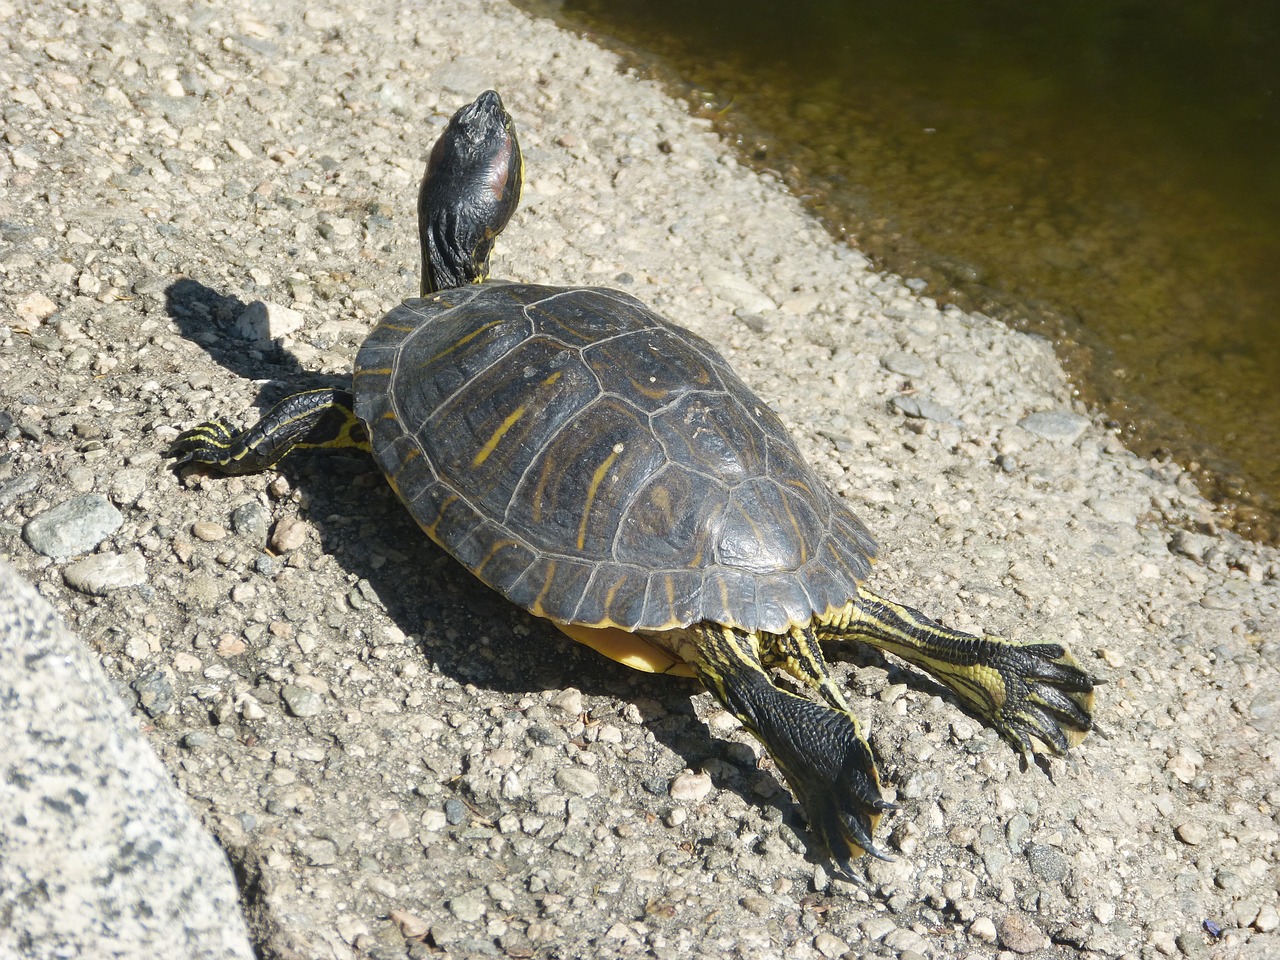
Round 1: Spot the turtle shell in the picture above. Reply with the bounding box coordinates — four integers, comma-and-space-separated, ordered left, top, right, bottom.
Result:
353, 281, 877, 636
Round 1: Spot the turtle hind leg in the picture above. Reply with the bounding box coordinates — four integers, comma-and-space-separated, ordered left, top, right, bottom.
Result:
819, 588, 1096, 758
169, 387, 369, 476
688, 623, 894, 867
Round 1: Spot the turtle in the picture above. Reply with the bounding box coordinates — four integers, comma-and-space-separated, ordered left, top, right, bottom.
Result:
169, 89, 1095, 870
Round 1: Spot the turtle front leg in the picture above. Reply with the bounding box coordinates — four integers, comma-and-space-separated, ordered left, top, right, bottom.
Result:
688, 623, 895, 869
819, 589, 1095, 758
169, 388, 368, 475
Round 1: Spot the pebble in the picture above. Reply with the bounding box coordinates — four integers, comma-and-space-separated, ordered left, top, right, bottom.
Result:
881, 351, 927, 377
132, 668, 175, 718
813, 931, 849, 957
281, 685, 325, 718
390, 909, 430, 939
62, 551, 146, 595
443, 798, 467, 825
554, 767, 600, 798
1256, 904, 1279, 933
1175, 821, 1207, 845
269, 516, 308, 553
192, 521, 227, 542
997, 912, 1046, 953
298, 839, 337, 866
891, 394, 960, 425
669, 771, 713, 802
234, 300, 305, 342
549, 687, 583, 717
22, 494, 122, 559
970, 916, 998, 942
15, 292, 57, 325
1025, 843, 1067, 884
703, 269, 777, 313
230, 501, 270, 543
109, 469, 148, 506
448, 890, 487, 923
1018, 410, 1090, 443
1169, 529, 1214, 564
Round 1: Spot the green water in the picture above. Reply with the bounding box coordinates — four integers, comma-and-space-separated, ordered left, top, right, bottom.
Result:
521, 0, 1280, 542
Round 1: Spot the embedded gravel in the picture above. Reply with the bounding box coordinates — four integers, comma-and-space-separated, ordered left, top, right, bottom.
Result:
3, 1, 1280, 959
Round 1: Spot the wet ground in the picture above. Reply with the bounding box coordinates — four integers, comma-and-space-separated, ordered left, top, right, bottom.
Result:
521, 0, 1280, 543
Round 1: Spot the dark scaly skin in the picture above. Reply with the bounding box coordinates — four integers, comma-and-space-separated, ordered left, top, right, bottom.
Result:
170, 389, 367, 475
168, 89, 1097, 872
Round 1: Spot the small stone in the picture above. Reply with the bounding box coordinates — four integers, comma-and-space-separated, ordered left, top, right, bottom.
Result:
270, 516, 309, 553
241, 697, 267, 721
62, 551, 146, 595
192, 521, 227, 542
132, 668, 175, 717
1175, 932, 1210, 959
883, 928, 929, 955
861, 917, 897, 941
1087, 497, 1139, 525
891, 394, 960, 425
109, 469, 147, 506
448, 890, 486, 923
669, 771, 712, 802
1255, 904, 1279, 932
1168, 529, 1215, 564
234, 300, 305, 341
383, 811, 412, 839
217, 634, 247, 657
1165, 749, 1201, 784
813, 932, 849, 958
281, 684, 325, 717
172, 653, 202, 673
1018, 410, 1089, 443
1026, 844, 1067, 884
780, 293, 821, 315
298, 839, 337, 866
970, 916, 998, 942
741, 895, 771, 916
443, 798, 467, 825
1175, 821, 1207, 845
881, 351, 927, 377
230, 501, 270, 543
1099, 647, 1126, 668
997, 912, 1046, 954
334, 914, 367, 945
15, 292, 57, 325
549, 687, 583, 717
554, 766, 599, 798
703, 269, 776, 313
389, 909, 430, 939
23, 493, 123, 559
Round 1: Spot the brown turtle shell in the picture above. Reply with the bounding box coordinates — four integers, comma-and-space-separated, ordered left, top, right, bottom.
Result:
353, 281, 877, 636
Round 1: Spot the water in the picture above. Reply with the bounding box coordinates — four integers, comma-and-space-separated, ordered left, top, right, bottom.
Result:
519, 0, 1280, 543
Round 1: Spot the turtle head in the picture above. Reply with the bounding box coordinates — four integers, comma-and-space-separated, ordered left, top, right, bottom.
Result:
418, 89, 524, 295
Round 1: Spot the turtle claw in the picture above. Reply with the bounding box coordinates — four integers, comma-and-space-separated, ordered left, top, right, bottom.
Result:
989, 640, 1096, 757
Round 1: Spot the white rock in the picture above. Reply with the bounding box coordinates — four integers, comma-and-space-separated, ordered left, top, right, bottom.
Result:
234, 300, 306, 341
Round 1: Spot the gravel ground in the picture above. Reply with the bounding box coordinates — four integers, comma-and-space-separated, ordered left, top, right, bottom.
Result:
3, 1, 1280, 958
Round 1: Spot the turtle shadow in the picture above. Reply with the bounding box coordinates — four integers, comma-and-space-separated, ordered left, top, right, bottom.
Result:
278, 451, 821, 856
162, 276, 831, 872
163, 277, 347, 404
